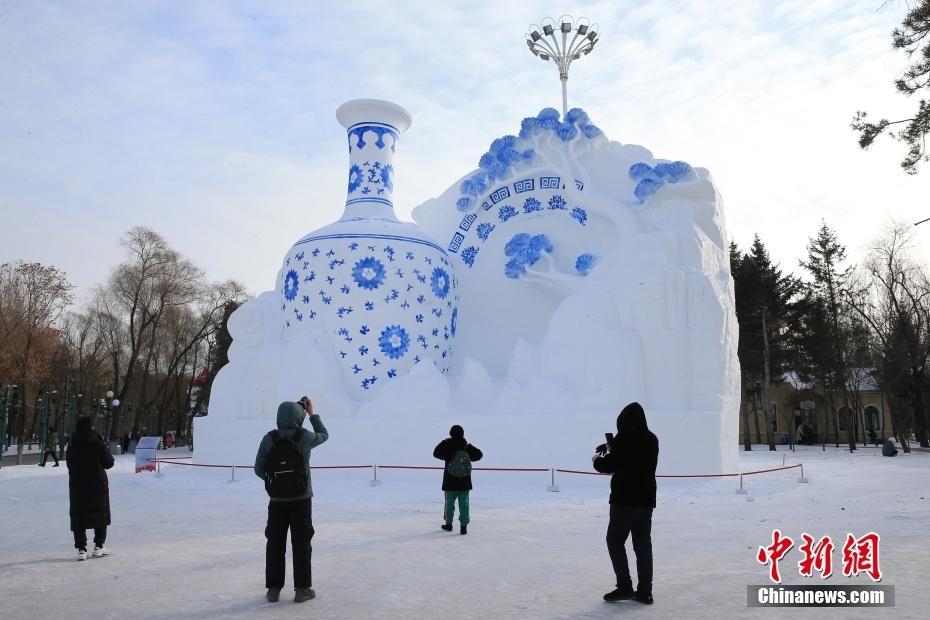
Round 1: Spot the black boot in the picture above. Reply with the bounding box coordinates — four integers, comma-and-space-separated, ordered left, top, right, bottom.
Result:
460, 525, 467, 535
634, 592, 654, 605
603, 587, 635, 602
441, 523, 453, 531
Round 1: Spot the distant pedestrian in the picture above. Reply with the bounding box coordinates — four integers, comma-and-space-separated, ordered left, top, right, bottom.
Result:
39, 427, 60, 467
432, 425, 483, 535
868, 427, 879, 447
882, 438, 898, 457
254, 397, 328, 604
593, 402, 659, 605
66, 417, 114, 561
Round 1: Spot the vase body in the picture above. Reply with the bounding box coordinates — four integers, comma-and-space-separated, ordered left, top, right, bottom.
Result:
278, 99, 458, 399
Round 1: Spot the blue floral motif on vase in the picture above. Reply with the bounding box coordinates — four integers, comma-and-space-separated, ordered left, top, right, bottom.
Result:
378, 325, 410, 359
283, 269, 300, 301
450, 306, 458, 337
430, 267, 451, 299
351, 257, 386, 290
348, 164, 364, 193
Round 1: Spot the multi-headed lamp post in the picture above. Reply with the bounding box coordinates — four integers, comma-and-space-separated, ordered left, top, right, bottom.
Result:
526, 15, 599, 117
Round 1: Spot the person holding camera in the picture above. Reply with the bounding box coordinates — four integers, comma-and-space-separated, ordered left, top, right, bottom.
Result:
592, 401, 659, 605
254, 396, 328, 604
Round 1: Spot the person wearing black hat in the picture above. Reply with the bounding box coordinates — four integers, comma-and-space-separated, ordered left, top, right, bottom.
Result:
593, 402, 659, 605
433, 425, 483, 535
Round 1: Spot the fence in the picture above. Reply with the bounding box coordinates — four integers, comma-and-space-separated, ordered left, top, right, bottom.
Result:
148, 457, 807, 493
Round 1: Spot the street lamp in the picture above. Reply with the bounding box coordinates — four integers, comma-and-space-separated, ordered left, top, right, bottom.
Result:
526, 15, 600, 116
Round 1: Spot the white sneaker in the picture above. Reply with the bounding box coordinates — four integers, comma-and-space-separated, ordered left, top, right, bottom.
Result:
77, 549, 87, 561
92, 546, 110, 558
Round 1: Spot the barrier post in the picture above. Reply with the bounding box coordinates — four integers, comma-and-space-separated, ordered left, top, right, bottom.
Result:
229, 464, 238, 483
370, 464, 381, 487
547, 468, 559, 493
735, 473, 748, 495
155, 459, 164, 478
798, 464, 809, 483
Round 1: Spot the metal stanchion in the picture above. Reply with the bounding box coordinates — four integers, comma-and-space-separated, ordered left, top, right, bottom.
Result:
369, 464, 381, 487
798, 464, 809, 483
228, 464, 238, 483
547, 468, 560, 492
736, 473, 749, 495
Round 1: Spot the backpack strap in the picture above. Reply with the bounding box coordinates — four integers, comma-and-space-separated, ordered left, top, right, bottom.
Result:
270, 430, 280, 443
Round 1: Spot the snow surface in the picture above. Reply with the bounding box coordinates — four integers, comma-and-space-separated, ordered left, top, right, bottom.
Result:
1, 446, 927, 619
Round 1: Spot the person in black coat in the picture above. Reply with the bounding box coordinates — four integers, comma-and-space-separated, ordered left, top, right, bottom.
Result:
593, 402, 659, 605
66, 416, 115, 560
433, 425, 482, 535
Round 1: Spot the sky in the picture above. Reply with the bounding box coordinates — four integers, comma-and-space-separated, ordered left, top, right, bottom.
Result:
2, 0, 929, 303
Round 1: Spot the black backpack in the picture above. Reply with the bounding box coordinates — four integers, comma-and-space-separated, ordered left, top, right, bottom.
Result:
447, 448, 472, 478
263, 428, 308, 498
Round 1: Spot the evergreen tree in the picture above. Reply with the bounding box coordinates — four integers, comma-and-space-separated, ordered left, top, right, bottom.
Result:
853, 0, 930, 173
732, 235, 805, 450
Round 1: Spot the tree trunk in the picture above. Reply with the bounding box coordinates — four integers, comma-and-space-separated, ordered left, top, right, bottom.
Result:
761, 307, 776, 451
742, 397, 752, 451
912, 373, 930, 447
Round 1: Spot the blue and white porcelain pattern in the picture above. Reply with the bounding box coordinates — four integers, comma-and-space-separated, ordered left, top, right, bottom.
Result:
279, 100, 458, 398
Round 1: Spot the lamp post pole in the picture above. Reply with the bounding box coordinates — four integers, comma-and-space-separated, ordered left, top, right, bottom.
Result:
0, 384, 16, 469
526, 15, 600, 117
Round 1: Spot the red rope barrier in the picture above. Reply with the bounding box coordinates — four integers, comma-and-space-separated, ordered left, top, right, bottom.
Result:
378, 465, 548, 472
556, 463, 803, 478
147, 458, 372, 470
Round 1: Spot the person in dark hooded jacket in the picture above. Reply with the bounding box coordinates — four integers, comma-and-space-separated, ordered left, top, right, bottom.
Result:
254, 397, 328, 603
66, 416, 115, 561
433, 425, 482, 535
593, 402, 659, 605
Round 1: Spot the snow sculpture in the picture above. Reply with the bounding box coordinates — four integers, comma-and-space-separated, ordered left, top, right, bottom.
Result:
196, 102, 739, 475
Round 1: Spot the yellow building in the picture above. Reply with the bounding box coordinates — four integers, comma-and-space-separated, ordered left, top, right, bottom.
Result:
738, 371, 891, 446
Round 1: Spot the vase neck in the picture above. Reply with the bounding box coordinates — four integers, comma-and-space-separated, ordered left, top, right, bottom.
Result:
336, 99, 411, 221
341, 121, 402, 220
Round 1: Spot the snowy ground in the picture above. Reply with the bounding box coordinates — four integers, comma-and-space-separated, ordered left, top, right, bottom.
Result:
1, 445, 928, 619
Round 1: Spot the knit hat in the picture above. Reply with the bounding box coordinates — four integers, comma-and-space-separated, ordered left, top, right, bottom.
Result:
449, 425, 464, 439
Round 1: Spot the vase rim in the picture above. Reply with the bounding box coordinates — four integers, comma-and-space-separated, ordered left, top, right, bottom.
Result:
336, 99, 412, 134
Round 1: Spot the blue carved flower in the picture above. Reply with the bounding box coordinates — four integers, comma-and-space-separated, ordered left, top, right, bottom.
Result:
570, 207, 588, 225
498, 205, 517, 222
456, 197, 472, 212
521, 149, 535, 162
519, 117, 539, 139
523, 197, 542, 213
634, 178, 663, 202
629, 162, 654, 180
450, 306, 458, 337
348, 164, 364, 193
581, 124, 603, 138
575, 253, 597, 275
548, 195, 567, 210
490, 135, 517, 152
537, 107, 560, 129
496, 146, 521, 164
653, 160, 695, 183
283, 269, 299, 301
479, 152, 496, 169
476, 222, 495, 241
565, 108, 589, 125
380, 164, 394, 192
504, 233, 553, 279
557, 122, 578, 142
351, 257, 386, 290
461, 246, 479, 268
378, 325, 410, 359
430, 267, 451, 299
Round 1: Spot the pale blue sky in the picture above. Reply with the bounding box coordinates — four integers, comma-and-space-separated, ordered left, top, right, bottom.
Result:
2, 0, 928, 300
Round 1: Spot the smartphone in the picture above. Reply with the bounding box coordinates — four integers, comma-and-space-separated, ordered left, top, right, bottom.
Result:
605, 432, 614, 444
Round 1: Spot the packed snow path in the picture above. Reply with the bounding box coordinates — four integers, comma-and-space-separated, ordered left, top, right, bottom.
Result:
1, 447, 927, 619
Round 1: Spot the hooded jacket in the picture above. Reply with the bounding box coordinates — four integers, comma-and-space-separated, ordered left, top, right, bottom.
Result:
254, 402, 329, 501
66, 428, 115, 530
433, 436, 483, 492
593, 402, 659, 507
